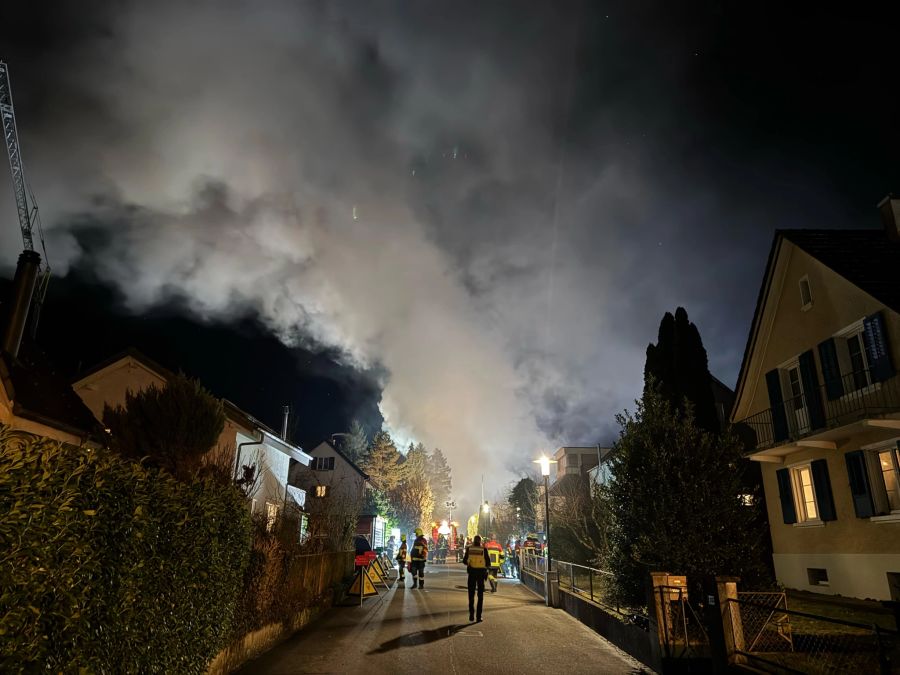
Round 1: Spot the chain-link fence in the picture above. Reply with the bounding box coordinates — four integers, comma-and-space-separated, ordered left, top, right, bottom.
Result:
727, 597, 899, 674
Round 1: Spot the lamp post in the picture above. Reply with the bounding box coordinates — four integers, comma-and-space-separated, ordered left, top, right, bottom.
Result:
533, 453, 557, 606
481, 501, 491, 537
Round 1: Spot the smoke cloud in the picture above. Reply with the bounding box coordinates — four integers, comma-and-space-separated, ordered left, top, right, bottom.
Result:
2, 1, 835, 510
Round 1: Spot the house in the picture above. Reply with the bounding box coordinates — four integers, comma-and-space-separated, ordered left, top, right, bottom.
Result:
731, 197, 900, 601
72, 349, 312, 521
290, 439, 387, 549
1, 251, 97, 444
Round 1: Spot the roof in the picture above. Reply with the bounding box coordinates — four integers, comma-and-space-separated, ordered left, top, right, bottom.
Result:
733, 227, 900, 412
2, 343, 99, 438
73, 347, 174, 384
311, 439, 370, 480
781, 229, 900, 313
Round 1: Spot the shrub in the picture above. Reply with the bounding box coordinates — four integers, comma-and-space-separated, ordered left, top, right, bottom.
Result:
103, 372, 226, 480
0, 426, 252, 673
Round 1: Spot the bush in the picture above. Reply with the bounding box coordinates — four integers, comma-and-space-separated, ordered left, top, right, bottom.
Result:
0, 426, 252, 673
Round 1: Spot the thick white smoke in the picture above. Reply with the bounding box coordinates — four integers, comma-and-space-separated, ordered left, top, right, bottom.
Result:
2, 1, 753, 512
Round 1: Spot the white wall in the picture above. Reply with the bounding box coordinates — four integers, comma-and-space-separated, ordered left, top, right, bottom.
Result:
773, 552, 900, 601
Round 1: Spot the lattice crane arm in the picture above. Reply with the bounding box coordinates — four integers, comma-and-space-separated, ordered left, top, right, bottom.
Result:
0, 61, 36, 252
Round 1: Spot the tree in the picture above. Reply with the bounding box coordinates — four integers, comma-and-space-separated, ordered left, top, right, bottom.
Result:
102, 373, 225, 480
360, 431, 403, 492
390, 442, 434, 532
603, 386, 770, 607
343, 420, 369, 463
644, 306, 720, 433
549, 476, 611, 566
507, 477, 538, 534
427, 447, 452, 516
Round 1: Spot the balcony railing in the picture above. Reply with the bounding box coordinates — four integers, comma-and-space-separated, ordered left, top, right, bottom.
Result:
736, 369, 900, 451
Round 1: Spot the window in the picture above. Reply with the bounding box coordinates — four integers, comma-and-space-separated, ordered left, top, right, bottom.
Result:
791, 464, 819, 522
877, 447, 900, 512
845, 330, 871, 391
313, 456, 335, 471
807, 568, 829, 586
266, 502, 280, 532
799, 276, 813, 309
314, 485, 329, 498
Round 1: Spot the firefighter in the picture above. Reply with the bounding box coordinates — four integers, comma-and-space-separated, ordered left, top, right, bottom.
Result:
484, 534, 505, 592
410, 528, 428, 589
462, 535, 491, 622
395, 534, 408, 583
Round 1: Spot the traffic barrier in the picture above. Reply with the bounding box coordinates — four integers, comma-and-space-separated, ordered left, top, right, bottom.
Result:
348, 555, 379, 606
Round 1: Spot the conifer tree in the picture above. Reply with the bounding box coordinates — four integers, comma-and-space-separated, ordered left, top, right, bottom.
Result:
360, 431, 403, 492
343, 420, 369, 463
644, 307, 720, 433
427, 448, 453, 515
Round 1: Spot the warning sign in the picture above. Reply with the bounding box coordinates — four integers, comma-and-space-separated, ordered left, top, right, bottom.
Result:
348, 568, 379, 598
355, 555, 369, 567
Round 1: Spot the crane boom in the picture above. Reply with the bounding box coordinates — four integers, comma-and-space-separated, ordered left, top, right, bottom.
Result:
0, 61, 50, 339
0, 62, 36, 251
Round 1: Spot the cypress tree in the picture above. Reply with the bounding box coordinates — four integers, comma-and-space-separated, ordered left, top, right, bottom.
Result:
644, 306, 720, 433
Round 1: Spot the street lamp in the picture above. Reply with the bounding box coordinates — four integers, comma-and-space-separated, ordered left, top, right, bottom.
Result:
481, 501, 491, 537
533, 453, 557, 606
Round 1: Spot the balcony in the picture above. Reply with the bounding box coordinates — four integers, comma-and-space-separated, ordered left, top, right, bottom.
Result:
736, 369, 900, 454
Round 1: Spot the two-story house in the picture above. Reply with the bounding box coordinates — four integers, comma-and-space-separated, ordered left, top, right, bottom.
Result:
731, 197, 900, 601
73, 349, 312, 522
290, 438, 386, 549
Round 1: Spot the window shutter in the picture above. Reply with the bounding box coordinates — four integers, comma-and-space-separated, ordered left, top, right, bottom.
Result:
844, 451, 875, 518
766, 369, 790, 443
863, 312, 894, 383
818, 338, 844, 401
810, 458, 837, 521
775, 468, 797, 524
798, 350, 826, 430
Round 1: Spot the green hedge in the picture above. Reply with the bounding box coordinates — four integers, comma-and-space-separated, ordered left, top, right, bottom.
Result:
0, 426, 252, 673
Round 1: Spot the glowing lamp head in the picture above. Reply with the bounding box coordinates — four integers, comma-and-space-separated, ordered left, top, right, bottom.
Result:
533, 453, 557, 477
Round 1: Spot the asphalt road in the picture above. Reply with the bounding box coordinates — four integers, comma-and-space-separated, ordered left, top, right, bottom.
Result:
237, 562, 649, 674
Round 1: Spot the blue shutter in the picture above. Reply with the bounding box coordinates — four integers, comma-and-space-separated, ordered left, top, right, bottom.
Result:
811, 459, 836, 521
818, 338, 844, 401
766, 369, 789, 443
844, 451, 875, 518
775, 468, 797, 524
798, 350, 826, 430
863, 312, 894, 383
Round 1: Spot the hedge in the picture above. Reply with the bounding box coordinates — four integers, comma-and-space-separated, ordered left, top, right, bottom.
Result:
0, 426, 252, 673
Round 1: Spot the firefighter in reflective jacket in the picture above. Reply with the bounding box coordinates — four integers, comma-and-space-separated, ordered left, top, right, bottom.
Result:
462, 535, 491, 622
395, 534, 408, 583
410, 528, 428, 589
484, 535, 505, 592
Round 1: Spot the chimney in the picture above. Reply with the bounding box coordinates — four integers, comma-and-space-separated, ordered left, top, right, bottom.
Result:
281, 404, 290, 441
878, 195, 900, 243
1, 250, 41, 358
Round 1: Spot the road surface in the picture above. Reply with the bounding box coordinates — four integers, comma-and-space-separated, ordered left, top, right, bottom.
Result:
237, 562, 648, 674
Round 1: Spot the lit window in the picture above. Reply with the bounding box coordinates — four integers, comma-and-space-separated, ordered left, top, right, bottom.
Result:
790, 465, 819, 522
878, 448, 900, 512
799, 276, 813, 309
266, 502, 280, 532
315, 485, 329, 498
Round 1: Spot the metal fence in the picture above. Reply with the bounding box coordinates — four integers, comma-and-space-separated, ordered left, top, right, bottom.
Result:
727, 596, 899, 674
522, 551, 546, 577
736, 368, 900, 451
556, 559, 620, 612
655, 584, 710, 659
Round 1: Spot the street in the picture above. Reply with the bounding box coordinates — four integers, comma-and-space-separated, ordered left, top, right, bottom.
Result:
238, 563, 647, 674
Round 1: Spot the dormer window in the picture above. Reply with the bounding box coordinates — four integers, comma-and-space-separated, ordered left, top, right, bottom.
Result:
799, 276, 813, 310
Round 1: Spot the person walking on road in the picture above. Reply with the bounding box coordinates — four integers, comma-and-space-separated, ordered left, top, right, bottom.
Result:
484, 534, 504, 593
410, 528, 428, 589
396, 534, 408, 584
462, 535, 491, 622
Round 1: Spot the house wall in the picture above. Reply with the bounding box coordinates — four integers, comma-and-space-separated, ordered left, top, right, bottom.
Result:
226, 425, 291, 516
738, 242, 900, 420
292, 442, 366, 512
739, 241, 900, 600
73, 358, 167, 421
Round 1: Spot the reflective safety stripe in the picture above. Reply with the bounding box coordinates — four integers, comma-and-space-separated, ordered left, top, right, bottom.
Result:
467, 546, 486, 569
488, 549, 501, 566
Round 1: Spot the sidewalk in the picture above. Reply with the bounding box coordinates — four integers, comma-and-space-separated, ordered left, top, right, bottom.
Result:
237, 563, 649, 674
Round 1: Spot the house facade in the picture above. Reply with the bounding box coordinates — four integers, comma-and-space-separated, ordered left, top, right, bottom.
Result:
72, 349, 311, 521
732, 204, 900, 601
290, 440, 386, 548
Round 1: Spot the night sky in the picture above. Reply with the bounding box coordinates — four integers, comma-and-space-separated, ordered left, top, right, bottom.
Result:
1, 2, 898, 508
